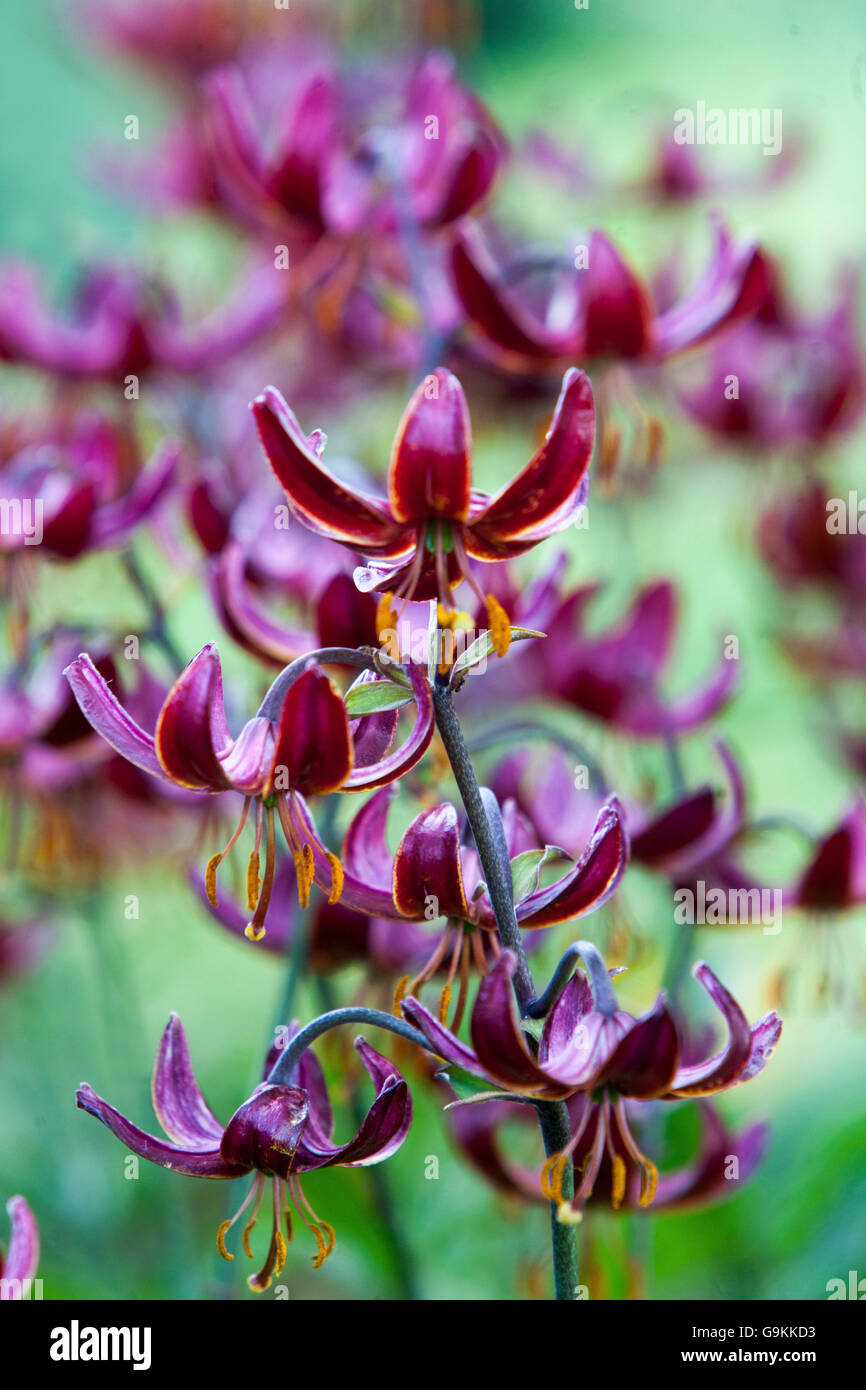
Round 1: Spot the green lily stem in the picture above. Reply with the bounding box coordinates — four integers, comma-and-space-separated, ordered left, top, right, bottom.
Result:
121, 547, 184, 671
431, 672, 579, 1301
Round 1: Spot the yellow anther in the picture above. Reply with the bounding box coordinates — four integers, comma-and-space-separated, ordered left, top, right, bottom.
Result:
274, 1230, 287, 1278
639, 1159, 659, 1208
376, 592, 399, 657
437, 984, 452, 1024
205, 854, 223, 908
540, 1152, 568, 1204
556, 1202, 583, 1226
216, 1220, 234, 1262
284, 1208, 294, 1244
610, 1153, 626, 1210
246, 851, 261, 912
325, 851, 344, 905
241, 1216, 257, 1258
645, 416, 666, 470
392, 975, 410, 1018
486, 594, 511, 658
294, 843, 315, 909
311, 1222, 335, 1270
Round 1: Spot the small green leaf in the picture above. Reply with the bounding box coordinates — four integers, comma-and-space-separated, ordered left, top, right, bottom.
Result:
344, 681, 412, 715
509, 844, 570, 904
434, 1067, 497, 1100
451, 626, 546, 679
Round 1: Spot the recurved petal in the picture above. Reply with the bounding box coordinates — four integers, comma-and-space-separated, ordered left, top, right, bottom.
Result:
595, 996, 680, 1098
582, 231, 655, 357
665, 963, 763, 1097
289, 793, 403, 918
470, 952, 569, 1094
344, 660, 434, 791
342, 784, 398, 893
512, 798, 628, 928
151, 1014, 226, 1147
0, 1196, 39, 1292
77, 1083, 245, 1176
400, 996, 492, 1080
252, 386, 404, 551
90, 440, 179, 548
468, 369, 594, 551
451, 222, 579, 361
387, 368, 472, 523
392, 801, 470, 920
537, 969, 594, 1065
269, 664, 352, 796
154, 643, 234, 789
654, 223, 771, 357
294, 1038, 412, 1170
64, 653, 171, 784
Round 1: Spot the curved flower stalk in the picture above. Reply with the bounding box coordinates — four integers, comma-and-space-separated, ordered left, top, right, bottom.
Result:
0, 412, 178, 560
450, 218, 770, 371
77, 1015, 411, 1289
0, 1196, 39, 1299
0, 260, 285, 383
252, 365, 594, 643
64, 644, 434, 937
447, 1094, 767, 1214
402, 946, 781, 1222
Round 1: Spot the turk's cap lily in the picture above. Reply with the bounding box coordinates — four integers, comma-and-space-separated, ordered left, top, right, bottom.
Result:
450, 217, 770, 368
77, 1013, 411, 1286
402, 948, 781, 1104
252, 365, 594, 610
0, 1196, 39, 1297
785, 800, 866, 912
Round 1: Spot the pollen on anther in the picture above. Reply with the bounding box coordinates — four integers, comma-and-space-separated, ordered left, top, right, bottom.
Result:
216, 1219, 234, 1262
486, 594, 511, 658
205, 853, 223, 908
246, 851, 261, 911
325, 850, 344, 905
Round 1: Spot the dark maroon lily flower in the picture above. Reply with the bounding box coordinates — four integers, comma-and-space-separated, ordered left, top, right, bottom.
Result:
77, 1014, 411, 1288
0, 1196, 39, 1299
448, 1094, 766, 1214
450, 218, 769, 372
678, 262, 865, 452
205, 50, 505, 239
784, 800, 866, 912
403, 946, 781, 1220
0, 410, 177, 560
253, 365, 594, 640
538, 579, 737, 737
0, 260, 284, 383
64, 644, 434, 937
758, 482, 866, 608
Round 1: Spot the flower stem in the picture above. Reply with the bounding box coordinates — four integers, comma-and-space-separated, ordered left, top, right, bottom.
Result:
431, 673, 579, 1301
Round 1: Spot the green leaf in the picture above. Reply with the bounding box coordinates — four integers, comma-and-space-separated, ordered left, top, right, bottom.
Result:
509, 844, 570, 904
451, 626, 546, 679
434, 1067, 499, 1101
344, 681, 413, 716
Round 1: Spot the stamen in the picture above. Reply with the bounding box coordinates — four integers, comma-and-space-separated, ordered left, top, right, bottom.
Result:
216, 1172, 264, 1263
610, 1154, 627, 1210
216, 1219, 233, 1262
293, 843, 315, 909
613, 1095, 659, 1208
205, 854, 223, 908
437, 984, 452, 1024
324, 850, 344, 905
376, 592, 399, 657
289, 1175, 337, 1270
486, 594, 511, 658
245, 804, 276, 941
246, 851, 261, 912
392, 975, 410, 1017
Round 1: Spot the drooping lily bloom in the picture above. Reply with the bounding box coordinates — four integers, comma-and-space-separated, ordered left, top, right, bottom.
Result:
403, 947, 781, 1220
205, 50, 505, 240
0, 260, 285, 383
64, 644, 434, 937
0, 410, 177, 560
492, 740, 754, 894
450, 218, 769, 372
758, 482, 866, 609
447, 1094, 766, 1214
784, 800, 866, 912
0, 1196, 39, 1299
537, 579, 738, 737
253, 365, 594, 642
77, 1014, 411, 1289
678, 262, 865, 452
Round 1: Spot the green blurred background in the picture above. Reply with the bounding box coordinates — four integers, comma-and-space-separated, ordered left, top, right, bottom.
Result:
1, 0, 864, 1299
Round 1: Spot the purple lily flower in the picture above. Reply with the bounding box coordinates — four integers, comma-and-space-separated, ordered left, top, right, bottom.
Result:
79, 0, 275, 79
539, 579, 738, 737
64, 643, 434, 938
0, 260, 285, 383
0, 1196, 39, 1299
402, 947, 781, 1220
448, 1094, 766, 1214
450, 217, 769, 372
77, 1015, 411, 1288
678, 261, 865, 452
252, 365, 594, 644
784, 800, 866, 912
0, 410, 177, 559
758, 481, 866, 607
